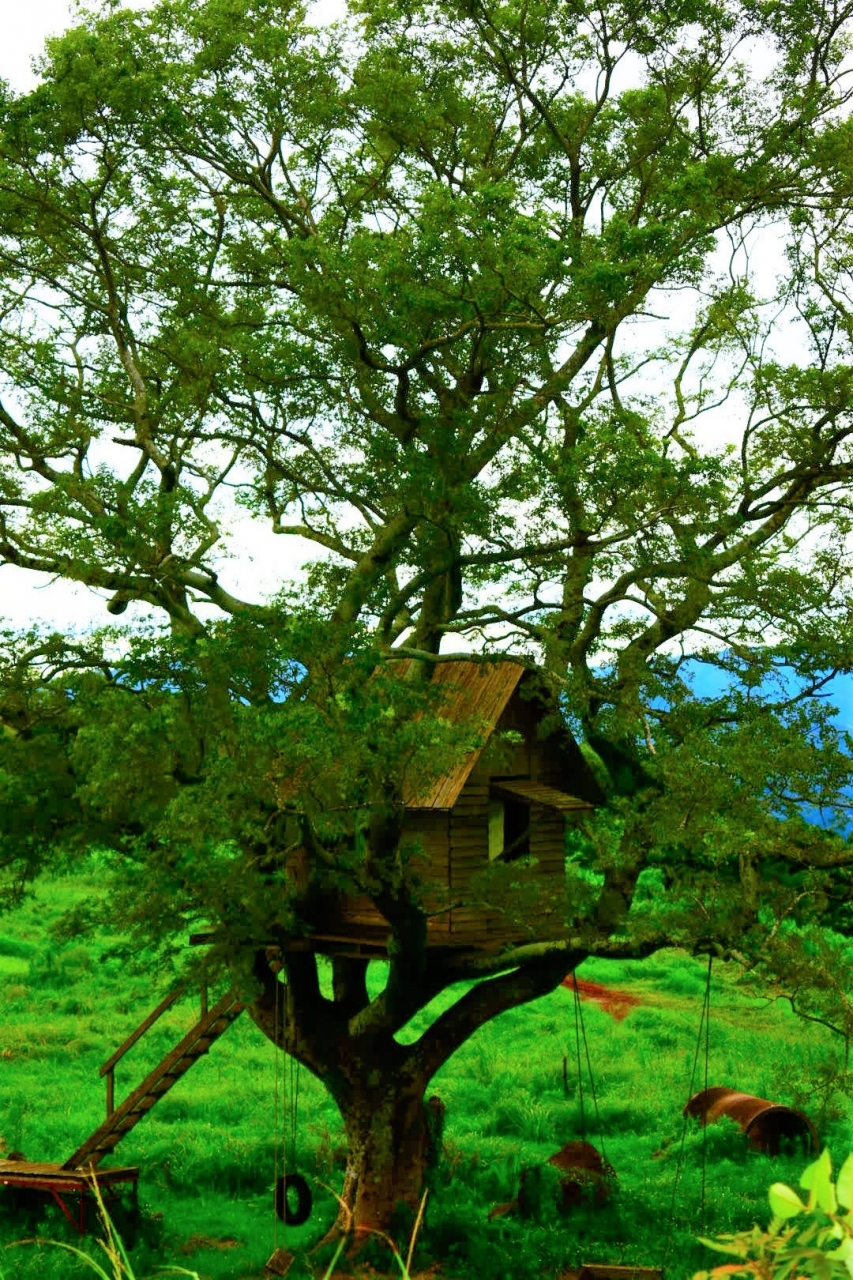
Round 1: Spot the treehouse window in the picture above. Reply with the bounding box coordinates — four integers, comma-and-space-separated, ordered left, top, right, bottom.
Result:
488, 797, 530, 862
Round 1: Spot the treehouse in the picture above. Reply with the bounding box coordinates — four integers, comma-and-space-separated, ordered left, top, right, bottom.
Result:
290, 660, 603, 958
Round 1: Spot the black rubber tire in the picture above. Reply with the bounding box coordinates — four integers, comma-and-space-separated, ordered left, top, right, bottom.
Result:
274, 1172, 312, 1226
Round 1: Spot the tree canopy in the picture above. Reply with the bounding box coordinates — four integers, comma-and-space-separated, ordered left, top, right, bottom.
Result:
1, 0, 853, 1245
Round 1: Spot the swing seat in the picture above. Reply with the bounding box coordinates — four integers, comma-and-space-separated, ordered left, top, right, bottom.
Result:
265, 1246, 295, 1276
558, 1267, 663, 1280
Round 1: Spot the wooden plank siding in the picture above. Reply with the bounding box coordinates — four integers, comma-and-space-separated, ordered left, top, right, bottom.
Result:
529, 805, 568, 873
449, 770, 490, 938
335, 810, 452, 939
512, 802, 569, 942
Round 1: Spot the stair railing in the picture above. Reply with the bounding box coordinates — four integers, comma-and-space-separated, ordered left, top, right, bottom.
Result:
99, 982, 208, 1119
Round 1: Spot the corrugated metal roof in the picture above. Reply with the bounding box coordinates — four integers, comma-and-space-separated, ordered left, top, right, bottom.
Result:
403, 660, 525, 809
491, 780, 594, 811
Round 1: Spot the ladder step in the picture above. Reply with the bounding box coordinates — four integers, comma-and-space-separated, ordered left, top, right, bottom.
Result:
151, 1075, 180, 1091
61, 991, 245, 1171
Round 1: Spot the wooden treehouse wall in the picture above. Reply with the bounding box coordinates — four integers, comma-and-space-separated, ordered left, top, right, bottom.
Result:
447, 695, 568, 948
334, 811, 451, 941
285, 677, 591, 955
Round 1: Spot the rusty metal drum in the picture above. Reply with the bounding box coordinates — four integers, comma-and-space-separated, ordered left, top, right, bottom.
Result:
683, 1087, 819, 1155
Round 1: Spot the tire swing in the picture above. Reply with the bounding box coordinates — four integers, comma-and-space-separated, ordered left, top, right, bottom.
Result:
275, 1170, 312, 1228
266, 959, 312, 1278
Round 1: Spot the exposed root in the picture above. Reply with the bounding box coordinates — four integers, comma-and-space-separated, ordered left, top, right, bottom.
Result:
309, 1184, 430, 1274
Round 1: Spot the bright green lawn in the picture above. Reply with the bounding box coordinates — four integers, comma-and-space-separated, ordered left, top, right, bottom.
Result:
0, 863, 847, 1279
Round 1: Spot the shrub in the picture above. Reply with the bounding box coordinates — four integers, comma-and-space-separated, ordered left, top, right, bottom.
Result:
694, 1148, 853, 1278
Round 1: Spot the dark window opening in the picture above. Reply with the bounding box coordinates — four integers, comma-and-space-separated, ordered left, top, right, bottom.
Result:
503, 798, 530, 860
488, 796, 531, 862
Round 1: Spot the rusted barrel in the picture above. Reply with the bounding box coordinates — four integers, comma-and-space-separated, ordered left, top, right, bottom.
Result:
684, 1086, 818, 1155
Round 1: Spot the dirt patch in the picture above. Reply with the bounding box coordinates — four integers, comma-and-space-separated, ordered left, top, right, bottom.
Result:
322, 1265, 446, 1280
562, 978, 641, 1021
178, 1233, 242, 1254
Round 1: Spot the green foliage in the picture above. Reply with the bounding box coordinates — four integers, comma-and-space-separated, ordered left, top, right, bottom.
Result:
0, 0, 850, 995
515, 1160, 565, 1224
1, 1173, 200, 1280
695, 1149, 853, 1278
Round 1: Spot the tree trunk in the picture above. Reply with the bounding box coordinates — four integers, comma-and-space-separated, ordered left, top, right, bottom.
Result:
330, 1078, 443, 1254
246, 947, 570, 1261
246, 952, 446, 1260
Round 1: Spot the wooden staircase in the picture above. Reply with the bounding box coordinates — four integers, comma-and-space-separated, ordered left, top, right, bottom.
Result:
62, 987, 245, 1170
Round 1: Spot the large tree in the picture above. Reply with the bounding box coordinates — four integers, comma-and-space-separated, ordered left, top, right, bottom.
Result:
1, 0, 853, 1256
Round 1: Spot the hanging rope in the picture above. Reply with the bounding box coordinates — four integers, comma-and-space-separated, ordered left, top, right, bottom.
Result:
572, 974, 608, 1169
700, 954, 711, 1237
273, 965, 284, 1251
289, 1051, 300, 1170
662, 954, 713, 1271
270, 959, 312, 1232
571, 972, 584, 1146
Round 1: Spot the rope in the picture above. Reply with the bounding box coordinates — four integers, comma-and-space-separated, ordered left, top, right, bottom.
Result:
700, 954, 711, 1236
662, 954, 713, 1271
273, 968, 284, 1250
289, 1050, 300, 1169
272, 960, 302, 1239
573, 975, 608, 1169
571, 972, 584, 1146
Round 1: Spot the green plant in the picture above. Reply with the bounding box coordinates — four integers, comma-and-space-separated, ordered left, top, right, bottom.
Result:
1, 1175, 201, 1280
694, 1149, 853, 1278
0, 1175, 428, 1280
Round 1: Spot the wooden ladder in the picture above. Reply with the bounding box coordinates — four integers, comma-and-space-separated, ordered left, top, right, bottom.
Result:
62, 987, 245, 1170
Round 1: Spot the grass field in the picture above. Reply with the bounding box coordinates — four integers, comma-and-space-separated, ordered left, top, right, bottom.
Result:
0, 860, 849, 1279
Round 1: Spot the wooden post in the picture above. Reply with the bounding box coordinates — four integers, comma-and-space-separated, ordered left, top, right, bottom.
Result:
200, 978, 208, 1019
106, 1068, 114, 1118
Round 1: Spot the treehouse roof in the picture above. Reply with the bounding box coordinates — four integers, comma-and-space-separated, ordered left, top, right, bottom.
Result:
400, 659, 594, 811
274, 658, 599, 815
402, 660, 525, 809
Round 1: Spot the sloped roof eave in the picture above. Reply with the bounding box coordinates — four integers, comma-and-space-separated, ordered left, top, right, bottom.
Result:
401, 660, 526, 808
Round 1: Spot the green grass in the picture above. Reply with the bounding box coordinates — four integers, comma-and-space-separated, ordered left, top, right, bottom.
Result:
0, 864, 848, 1279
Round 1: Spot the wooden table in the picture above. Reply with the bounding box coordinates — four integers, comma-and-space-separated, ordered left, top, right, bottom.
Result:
0, 1160, 139, 1235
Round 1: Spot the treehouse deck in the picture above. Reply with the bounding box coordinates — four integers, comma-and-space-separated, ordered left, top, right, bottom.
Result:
189, 913, 574, 959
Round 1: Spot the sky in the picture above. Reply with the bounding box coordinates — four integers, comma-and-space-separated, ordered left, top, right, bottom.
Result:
1, 0, 91, 94
0, 2, 104, 631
